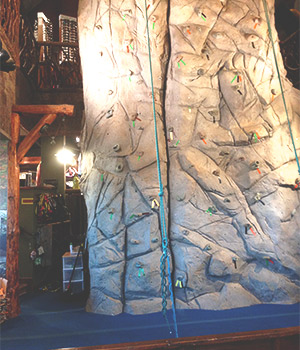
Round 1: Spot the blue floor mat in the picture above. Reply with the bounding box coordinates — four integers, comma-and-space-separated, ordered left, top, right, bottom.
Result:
1, 292, 299, 350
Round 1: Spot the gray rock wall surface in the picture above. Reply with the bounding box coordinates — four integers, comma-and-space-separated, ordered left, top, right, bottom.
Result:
78, 0, 300, 315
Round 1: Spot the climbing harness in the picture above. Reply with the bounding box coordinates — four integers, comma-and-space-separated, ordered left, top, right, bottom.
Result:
144, 0, 179, 338
262, 0, 300, 175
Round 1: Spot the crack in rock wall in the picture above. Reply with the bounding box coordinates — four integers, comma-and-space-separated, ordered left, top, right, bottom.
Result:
78, 0, 300, 315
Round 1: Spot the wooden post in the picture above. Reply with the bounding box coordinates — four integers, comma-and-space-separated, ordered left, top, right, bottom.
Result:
17, 114, 57, 163
12, 104, 75, 116
6, 112, 21, 318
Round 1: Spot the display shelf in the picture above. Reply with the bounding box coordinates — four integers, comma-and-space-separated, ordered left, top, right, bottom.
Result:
20, 186, 57, 190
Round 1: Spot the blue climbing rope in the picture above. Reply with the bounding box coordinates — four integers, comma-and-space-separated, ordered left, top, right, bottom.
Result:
144, 0, 179, 338
262, 0, 300, 175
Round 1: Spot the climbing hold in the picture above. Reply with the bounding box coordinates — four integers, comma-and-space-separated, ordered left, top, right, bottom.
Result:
211, 206, 217, 213
252, 132, 260, 143
182, 230, 189, 236
197, 68, 204, 76
204, 244, 212, 251
250, 161, 260, 170
151, 198, 160, 208
208, 110, 219, 122
206, 208, 212, 216
294, 178, 300, 189
122, 9, 132, 16
232, 257, 237, 269
131, 239, 140, 245
108, 90, 113, 95
175, 279, 183, 288
244, 34, 259, 42
264, 256, 274, 266
137, 151, 144, 160
138, 267, 145, 277
151, 237, 159, 243
175, 140, 180, 146
201, 48, 210, 60
206, 206, 217, 215
212, 32, 223, 39
244, 224, 256, 236
100, 173, 104, 182
176, 194, 185, 201
115, 163, 124, 172
271, 89, 276, 102
219, 151, 230, 156
108, 208, 115, 220
253, 17, 261, 29
113, 144, 121, 152
198, 132, 206, 144
169, 127, 174, 141
180, 58, 186, 66
213, 170, 222, 184
254, 193, 265, 205
106, 109, 114, 119
199, 11, 207, 21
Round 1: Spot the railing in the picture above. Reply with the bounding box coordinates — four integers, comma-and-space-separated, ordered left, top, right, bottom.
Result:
0, 0, 20, 63
19, 16, 82, 91
36, 41, 82, 90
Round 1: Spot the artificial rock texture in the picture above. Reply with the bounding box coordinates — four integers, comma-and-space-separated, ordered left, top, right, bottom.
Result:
78, 0, 300, 315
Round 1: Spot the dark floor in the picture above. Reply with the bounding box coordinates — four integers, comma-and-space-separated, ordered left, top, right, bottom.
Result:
0, 291, 299, 350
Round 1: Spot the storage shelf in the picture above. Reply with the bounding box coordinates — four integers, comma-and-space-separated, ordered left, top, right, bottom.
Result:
20, 186, 57, 190
62, 252, 84, 293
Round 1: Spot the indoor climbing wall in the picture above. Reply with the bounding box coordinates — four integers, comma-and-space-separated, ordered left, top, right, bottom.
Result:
78, 0, 300, 315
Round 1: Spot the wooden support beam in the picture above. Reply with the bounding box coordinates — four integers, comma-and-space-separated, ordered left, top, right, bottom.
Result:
19, 156, 41, 165
12, 104, 75, 116
17, 114, 57, 163
6, 113, 21, 318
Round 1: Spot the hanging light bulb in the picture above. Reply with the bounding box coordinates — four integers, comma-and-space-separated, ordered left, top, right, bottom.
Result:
55, 148, 75, 165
